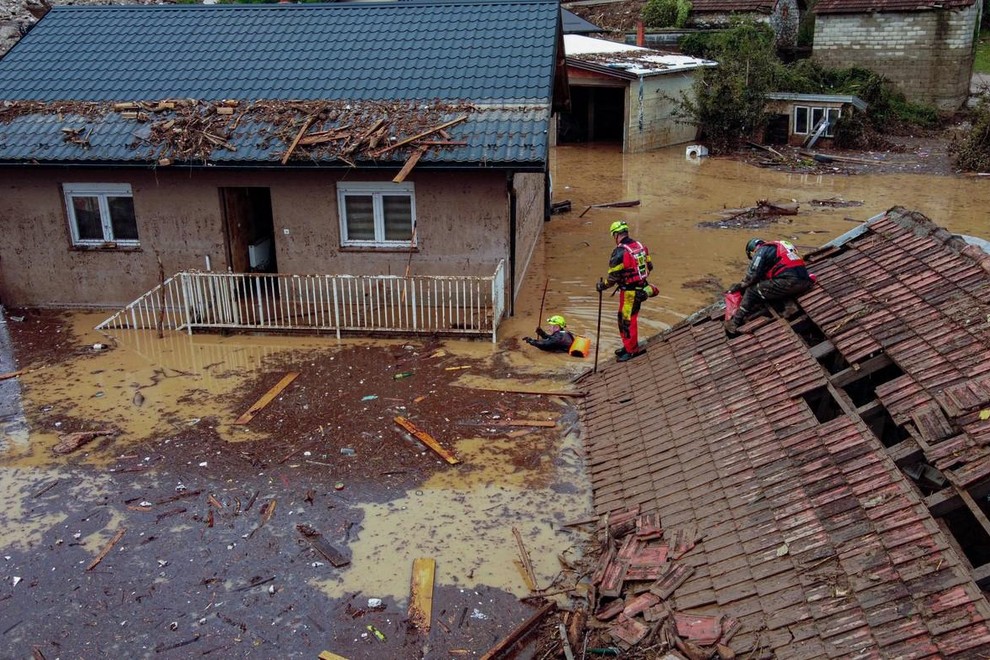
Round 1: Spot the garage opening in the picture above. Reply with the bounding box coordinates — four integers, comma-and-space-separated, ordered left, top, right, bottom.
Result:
558, 86, 625, 144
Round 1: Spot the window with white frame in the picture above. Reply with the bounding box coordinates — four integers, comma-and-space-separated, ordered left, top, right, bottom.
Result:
337, 182, 416, 248
793, 106, 842, 138
63, 183, 139, 247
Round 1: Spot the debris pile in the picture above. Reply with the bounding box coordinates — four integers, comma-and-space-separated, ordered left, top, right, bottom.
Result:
579, 507, 740, 657
698, 199, 798, 230
0, 98, 483, 167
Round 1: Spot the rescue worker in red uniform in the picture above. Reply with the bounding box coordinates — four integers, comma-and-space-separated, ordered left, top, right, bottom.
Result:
724, 238, 814, 336
525, 315, 575, 352
596, 221, 659, 362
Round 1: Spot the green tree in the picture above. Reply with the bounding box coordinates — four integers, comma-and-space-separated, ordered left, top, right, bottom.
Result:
675, 19, 779, 152
641, 0, 692, 29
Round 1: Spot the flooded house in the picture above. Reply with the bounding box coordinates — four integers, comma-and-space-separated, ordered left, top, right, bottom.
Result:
0, 0, 570, 340
578, 208, 990, 655
763, 92, 868, 146
559, 34, 715, 152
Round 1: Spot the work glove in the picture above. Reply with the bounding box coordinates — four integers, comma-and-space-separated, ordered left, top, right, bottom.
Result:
728, 283, 744, 294
536, 327, 548, 339
524, 337, 536, 345
595, 280, 608, 293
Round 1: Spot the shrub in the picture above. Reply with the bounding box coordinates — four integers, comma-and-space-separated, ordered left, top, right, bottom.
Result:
642, 0, 691, 29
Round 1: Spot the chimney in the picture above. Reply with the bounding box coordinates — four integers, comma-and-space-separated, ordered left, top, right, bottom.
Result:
636, 21, 645, 47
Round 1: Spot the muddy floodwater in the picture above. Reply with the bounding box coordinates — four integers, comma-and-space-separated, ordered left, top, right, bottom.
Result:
501, 143, 990, 356
1, 143, 988, 658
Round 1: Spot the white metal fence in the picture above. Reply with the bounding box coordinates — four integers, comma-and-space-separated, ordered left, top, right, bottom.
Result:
96, 262, 506, 342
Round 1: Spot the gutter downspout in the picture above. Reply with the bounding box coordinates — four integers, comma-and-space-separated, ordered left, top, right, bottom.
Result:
507, 171, 517, 317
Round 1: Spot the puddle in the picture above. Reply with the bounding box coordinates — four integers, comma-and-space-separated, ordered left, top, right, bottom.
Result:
317, 427, 590, 604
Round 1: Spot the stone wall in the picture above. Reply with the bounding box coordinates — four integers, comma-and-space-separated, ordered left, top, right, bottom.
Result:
813, 5, 980, 110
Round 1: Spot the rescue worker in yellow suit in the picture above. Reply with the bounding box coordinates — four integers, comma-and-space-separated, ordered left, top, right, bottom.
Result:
595, 221, 659, 362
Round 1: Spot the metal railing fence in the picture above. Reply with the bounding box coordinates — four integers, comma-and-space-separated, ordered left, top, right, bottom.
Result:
96, 262, 506, 343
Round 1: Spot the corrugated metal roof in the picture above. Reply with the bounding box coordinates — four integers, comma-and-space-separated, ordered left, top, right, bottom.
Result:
0, 0, 560, 167
766, 92, 869, 112
815, 0, 974, 13
579, 207, 990, 656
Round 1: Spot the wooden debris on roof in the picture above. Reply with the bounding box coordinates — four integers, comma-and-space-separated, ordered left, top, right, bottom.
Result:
0, 98, 480, 167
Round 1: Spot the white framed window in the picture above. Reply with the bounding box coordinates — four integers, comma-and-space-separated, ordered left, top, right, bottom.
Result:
63, 183, 139, 247
794, 106, 841, 138
337, 182, 416, 248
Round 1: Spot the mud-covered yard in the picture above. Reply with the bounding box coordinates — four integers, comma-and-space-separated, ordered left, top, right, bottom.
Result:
0, 310, 594, 659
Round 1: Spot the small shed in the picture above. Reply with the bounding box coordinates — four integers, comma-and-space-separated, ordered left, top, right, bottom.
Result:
763, 92, 868, 146
561, 35, 716, 152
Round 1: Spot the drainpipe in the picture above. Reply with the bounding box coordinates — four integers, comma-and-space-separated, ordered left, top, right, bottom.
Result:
507, 171, 517, 317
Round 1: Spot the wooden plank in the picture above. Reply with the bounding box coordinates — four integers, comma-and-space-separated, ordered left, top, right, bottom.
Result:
234, 372, 299, 424
489, 420, 557, 428
318, 652, 349, 660
393, 146, 426, 183
829, 352, 893, 389
457, 385, 586, 398
86, 528, 126, 571
480, 602, 556, 660
408, 557, 436, 631
0, 369, 26, 381
513, 526, 538, 591
281, 117, 315, 165
297, 524, 350, 567
370, 116, 468, 157
394, 416, 459, 464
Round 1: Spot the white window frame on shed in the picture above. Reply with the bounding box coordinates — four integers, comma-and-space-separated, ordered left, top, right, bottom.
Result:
793, 106, 842, 138
63, 183, 139, 247
337, 182, 417, 248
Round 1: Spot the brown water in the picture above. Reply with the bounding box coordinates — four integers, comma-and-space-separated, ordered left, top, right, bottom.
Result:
500, 143, 990, 358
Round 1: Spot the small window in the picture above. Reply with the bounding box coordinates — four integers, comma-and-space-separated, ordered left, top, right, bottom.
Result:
337, 182, 416, 248
63, 183, 138, 247
811, 107, 826, 134
794, 106, 809, 134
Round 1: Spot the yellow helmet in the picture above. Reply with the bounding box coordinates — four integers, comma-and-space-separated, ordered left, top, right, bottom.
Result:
609, 221, 629, 235
546, 315, 567, 328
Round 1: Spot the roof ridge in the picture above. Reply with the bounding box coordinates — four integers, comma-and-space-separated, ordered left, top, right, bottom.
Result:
48, 0, 558, 10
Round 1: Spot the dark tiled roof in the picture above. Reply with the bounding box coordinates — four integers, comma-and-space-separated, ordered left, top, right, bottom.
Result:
562, 8, 604, 33
691, 0, 774, 13
580, 207, 990, 656
0, 1, 560, 167
815, 0, 975, 13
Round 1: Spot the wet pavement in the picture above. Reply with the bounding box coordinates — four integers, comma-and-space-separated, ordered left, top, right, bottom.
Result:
2, 142, 990, 659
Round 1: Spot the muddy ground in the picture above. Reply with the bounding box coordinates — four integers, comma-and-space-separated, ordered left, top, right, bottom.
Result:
0, 310, 596, 660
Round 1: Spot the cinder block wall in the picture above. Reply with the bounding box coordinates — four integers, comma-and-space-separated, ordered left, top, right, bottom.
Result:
813, 4, 979, 111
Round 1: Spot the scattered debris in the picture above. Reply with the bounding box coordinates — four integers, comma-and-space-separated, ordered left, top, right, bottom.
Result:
698, 199, 799, 230
809, 196, 864, 208
551, 200, 572, 214
481, 602, 557, 660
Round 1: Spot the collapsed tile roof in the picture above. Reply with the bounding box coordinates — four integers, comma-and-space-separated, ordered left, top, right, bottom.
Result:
0, 0, 563, 168
580, 207, 990, 657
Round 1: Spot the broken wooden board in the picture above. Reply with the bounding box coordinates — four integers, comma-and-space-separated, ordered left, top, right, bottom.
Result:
52, 430, 115, 455
297, 524, 350, 567
86, 527, 126, 571
394, 416, 459, 465
0, 369, 26, 381
234, 372, 299, 424
408, 557, 436, 631
513, 526, 538, 592
393, 146, 426, 183
480, 602, 556, 660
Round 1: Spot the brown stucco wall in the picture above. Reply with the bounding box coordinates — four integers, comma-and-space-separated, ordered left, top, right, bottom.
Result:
0, 166, 524, 308
813, 5, 979, 111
